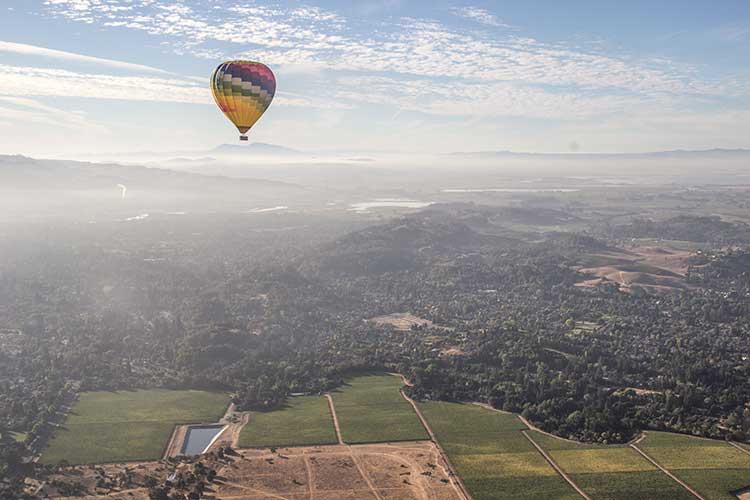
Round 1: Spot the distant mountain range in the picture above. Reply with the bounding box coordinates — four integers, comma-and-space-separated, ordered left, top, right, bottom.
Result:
86, 142, 307, 161
0, 154, 299, 192
82, 143, 750, 162
446, 148, 750, 159
211, 142, 303, 156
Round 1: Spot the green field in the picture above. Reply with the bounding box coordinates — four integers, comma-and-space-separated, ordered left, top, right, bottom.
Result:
529, 431, 693, 500
639, 431, 750, 500
238, 395, 338, 448
42, 389, 229, 465
330, 373, 428, 443
419, 401, 579, 500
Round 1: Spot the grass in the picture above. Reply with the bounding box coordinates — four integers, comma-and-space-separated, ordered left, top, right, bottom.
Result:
639, 431, 750, 500
529, 431, 693, 500
330, 373, 428, 443
10, 431, 27, 443
42, 389, 228, 465
238, 395, 338, 448
418, 401, 579, 500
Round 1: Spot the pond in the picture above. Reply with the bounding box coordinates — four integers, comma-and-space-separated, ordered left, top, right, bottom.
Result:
181, 424, 225, 456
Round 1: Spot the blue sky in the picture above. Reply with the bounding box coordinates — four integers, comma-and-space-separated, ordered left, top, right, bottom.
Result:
0, 0, 748, 156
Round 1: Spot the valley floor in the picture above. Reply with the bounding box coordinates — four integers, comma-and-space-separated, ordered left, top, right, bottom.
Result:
38, 375, 750, 500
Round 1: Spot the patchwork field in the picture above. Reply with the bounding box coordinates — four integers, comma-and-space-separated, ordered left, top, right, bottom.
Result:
42, 389, 229, 465
529, 431, 693, 500
330, 373, 429, 443
639, 431, 750, 500
419, 401, 579, 500
238, 395, 338, 448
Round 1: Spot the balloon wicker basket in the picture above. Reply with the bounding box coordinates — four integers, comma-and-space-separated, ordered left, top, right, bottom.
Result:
239, 135, 248, 141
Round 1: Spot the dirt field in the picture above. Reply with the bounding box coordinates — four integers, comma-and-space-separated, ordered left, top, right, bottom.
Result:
41, 442, 462, 500
30, 461, 170, 499
368, 313, 438, 331
626, 246, 694, 275
575, 246, 695, 294
214, 442, 462, 500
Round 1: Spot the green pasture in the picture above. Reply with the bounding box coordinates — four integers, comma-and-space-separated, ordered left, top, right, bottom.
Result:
238, 395, 338, 448
419, 401, 579, 500
639, 431, 750, 500
42, 389, 228, 465
330, 373, 428, 443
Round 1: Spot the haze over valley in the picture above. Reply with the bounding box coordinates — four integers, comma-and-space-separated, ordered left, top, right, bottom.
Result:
2, 1, 750, 499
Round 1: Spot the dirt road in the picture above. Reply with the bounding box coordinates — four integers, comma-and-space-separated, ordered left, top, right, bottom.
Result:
400, 390, 472, 500
324, 393, 344, 445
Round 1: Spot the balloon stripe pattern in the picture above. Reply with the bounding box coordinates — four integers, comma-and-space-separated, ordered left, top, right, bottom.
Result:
211, 61, 276, 135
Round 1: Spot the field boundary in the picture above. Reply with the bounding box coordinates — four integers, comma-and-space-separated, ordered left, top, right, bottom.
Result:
325, 393, 344, 445
401, 391, 472, 500
521, 430, 591, 500
729, 441, 750, 458
518, 410, 647, 446
162, 424, 183, 459
630, 443, 705, 500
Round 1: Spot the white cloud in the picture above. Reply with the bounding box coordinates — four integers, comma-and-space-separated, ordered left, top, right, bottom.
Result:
41, 0, 727, 98
0, 64, 210, 104
334, 75, 658, 119
0, 40, 169, 74
0, 95, 104, 131
31, 0, 750, 142
450, 6, 513, 28
0, 63, 349, 111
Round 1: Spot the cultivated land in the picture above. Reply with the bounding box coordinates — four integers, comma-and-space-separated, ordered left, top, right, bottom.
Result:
238, 395, 338, 448
418, 401, 580, 500
330, 373, 429, 444
529, 431, 693, 500
42, 389, 228, 465
639, 432, 750, 500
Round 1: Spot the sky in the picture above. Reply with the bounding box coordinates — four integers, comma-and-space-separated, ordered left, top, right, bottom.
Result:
0, 0, 748, 156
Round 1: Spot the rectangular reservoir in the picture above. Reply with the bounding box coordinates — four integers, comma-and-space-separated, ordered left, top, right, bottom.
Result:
181, 424, 225, 455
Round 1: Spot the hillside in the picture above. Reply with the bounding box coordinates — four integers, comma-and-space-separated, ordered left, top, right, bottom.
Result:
0, 155, 298, 193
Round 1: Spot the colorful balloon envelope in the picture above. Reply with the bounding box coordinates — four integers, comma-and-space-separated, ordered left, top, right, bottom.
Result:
210, 61, 276, 141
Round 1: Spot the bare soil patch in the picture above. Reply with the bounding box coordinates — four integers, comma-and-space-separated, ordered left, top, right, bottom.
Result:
626, 246, 694, 275
368, 313, 441, 332
576, 245, 696, 294
215, 442, 462, 500
31, 461, 171, 499
614, 387, 664, 397
42, 442, 461, 499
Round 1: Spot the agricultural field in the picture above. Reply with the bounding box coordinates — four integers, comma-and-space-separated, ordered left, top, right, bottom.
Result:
418, 401, 579, 500
330, 373, 428, 443
238, 395, 338, 448
529, 431, 693, 500
639, 431, 750, 500
42, 389, 228, 465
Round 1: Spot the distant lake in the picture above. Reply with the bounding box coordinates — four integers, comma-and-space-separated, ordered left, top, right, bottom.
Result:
349, 199, 433, 212
247, 206, 289, 213
441, 188, 580, 193
123, 213, 149, 221
181, 425, 224, 455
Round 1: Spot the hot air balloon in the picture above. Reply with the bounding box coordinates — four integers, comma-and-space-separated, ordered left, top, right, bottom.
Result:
210, 60, 276, 141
